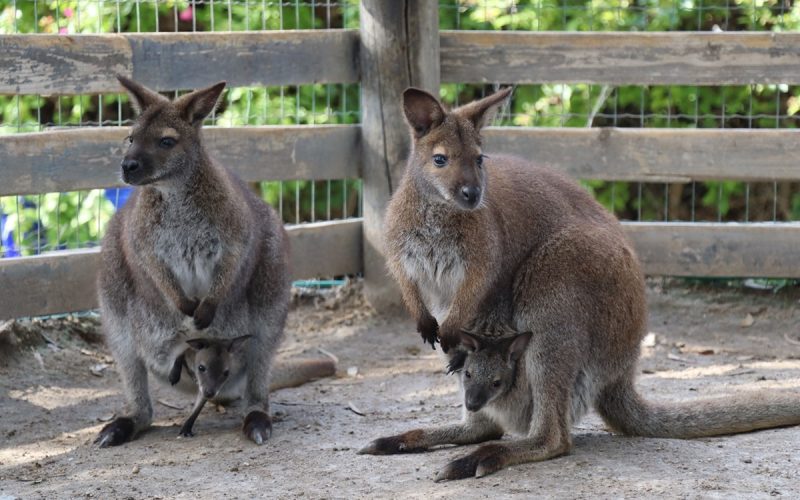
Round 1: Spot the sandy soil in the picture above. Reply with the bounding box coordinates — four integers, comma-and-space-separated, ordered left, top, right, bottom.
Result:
1, 281, 799, 499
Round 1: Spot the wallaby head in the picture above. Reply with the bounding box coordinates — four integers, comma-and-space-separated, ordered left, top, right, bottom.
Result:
184, 335, 251, 399
401, 86, 512, 210
455, 330, 532, 412
116, 75, 226, 187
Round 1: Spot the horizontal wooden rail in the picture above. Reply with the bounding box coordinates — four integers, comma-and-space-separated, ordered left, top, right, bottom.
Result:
625, 222, 800, 278
7, 31, 800, 96
441, 31, 800, 85
5, 126, 799, 197
0, 30, 359, 95
0, 125, 360, 196
483, 127, 800, 182
1, 220, 797, 319
0, 219, 363, 319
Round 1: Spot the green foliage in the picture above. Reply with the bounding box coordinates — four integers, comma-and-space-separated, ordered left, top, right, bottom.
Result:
2, 0, 800, 258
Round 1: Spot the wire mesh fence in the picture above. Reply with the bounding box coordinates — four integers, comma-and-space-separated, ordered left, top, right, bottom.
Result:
0, 0, 362, 258
2, 0, 800, 259
439, 0, 800, 226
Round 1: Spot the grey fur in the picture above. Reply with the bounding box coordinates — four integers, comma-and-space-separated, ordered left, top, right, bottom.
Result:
95, 76, 289, 447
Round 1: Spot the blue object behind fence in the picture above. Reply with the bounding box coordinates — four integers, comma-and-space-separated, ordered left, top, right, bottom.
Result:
0, 188, 133, 258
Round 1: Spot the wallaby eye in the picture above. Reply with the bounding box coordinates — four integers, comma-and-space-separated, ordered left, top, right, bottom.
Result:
123, 135, 133, 145
223, 370, 230, 377
198, 365, 206, 373
159, 137, 177, 148
492, 380, 502, 388
476, 154, 487, 168
432, 154, 448, 168
465, 370, 471, 378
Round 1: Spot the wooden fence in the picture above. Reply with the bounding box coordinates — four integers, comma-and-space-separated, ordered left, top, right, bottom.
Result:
1, 0, 800, 319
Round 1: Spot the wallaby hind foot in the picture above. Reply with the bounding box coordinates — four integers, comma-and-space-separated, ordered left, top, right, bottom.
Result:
95, 417, 137, 448
242, 411, 272, 445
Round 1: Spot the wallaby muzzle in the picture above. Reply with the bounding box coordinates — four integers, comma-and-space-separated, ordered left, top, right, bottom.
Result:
464, 387, 490, 412
457, 185, 482, 210
120, 151, 155, 185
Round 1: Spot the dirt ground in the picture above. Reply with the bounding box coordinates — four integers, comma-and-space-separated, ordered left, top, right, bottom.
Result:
1, 281, 799, 499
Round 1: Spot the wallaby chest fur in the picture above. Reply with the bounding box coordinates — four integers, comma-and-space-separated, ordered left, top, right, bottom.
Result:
150, 193, 224, 300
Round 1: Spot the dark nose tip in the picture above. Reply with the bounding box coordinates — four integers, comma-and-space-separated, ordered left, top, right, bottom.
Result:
203, 389, 215, 399
121, 159, 140, 173
460, 186, 480, 205
465, 398, 481, 412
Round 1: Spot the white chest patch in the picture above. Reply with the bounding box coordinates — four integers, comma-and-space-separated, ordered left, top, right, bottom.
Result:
154, 223, 222, 299
399, 232, 465, 324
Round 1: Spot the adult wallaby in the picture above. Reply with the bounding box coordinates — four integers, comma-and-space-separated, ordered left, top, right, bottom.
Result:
360, 87, 800, 480
170, 336, 336, 438
96, 76, 293, 447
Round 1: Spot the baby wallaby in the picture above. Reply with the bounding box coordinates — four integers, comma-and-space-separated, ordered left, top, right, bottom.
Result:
170, 336, 337, 437
171, 335, 251, 437
96, 76, 295, 447
451, 331, 531, 414
363, 87, 800, 480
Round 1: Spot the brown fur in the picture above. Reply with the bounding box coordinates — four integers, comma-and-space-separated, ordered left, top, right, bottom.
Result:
95, 77, 295, 447
363, 87, 800, 480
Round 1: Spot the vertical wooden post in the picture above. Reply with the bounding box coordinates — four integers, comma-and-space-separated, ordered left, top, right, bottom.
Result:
359, 0, 440, 313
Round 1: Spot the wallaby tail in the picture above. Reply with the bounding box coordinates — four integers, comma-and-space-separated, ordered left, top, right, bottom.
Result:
596, 377, 800, 439
269, 349, 337, 391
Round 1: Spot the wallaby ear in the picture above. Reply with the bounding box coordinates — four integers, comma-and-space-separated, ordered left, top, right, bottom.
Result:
185, 338, 209, 351
175, 81, 227, 126
454, 86, 513, 131
459, 331, 482, 352
507, 332, 532, 362
403, 87, 446, 139
228, 334, 252, 352
446, 350, 468, 374
116, 74, 165, 115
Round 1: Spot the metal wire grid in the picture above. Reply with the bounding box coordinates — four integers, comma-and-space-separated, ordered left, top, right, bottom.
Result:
3, 0, 799, 258
439, 0, 800, 225
0, 0, 363, 258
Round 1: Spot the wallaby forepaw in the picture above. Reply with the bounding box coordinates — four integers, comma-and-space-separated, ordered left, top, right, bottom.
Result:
416, 315, 439, 350
358, 433, 427, 455
243, 410, 272, 445
434, 444, 509, 481
178, 296, 200, 317
94, 417, 136, 448
193, 299, 217, 330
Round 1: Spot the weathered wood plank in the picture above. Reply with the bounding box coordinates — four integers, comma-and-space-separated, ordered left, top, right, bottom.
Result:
360, 0, 440, 313
441, 31, 800, 85
0, 248, 100, 321
2, 220, 797, 319
288, 219, 363, 280
483, 127, 800, 182
0, 30, 358, 95
0, 219, 363, 319
624, 222, 800, 278
0, 125, 360, 196
5, 126, 797, 197
127, 31, 359, 90
0, 35, 132, 95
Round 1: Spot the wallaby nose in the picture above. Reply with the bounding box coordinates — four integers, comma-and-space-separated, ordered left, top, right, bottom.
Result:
460, 186, 481, 205
203, 389, 216, 399
465, 398, 482, 412
121, 158, 140, 173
